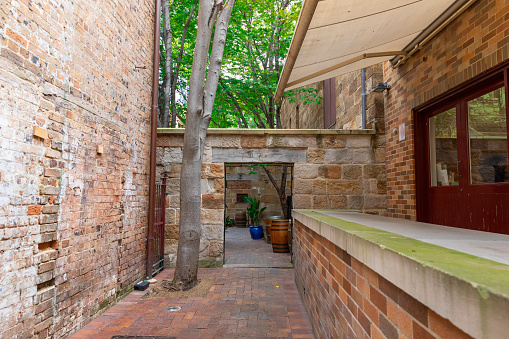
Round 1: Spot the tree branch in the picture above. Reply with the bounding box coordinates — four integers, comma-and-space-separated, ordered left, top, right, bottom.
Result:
171, 0, 199, 127
219, 78, 249, 128
202, 0, 235, 126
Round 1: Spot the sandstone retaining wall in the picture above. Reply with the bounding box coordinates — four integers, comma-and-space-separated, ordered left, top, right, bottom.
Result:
157, 129, 387, 266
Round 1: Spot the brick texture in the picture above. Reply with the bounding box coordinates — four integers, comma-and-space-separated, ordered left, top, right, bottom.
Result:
0, 0, 155, 338
293, 220, 473, 339
383, 0, 509, 220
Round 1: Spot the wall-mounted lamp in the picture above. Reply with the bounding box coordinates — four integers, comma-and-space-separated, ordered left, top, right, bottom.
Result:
372, 82, 390, 93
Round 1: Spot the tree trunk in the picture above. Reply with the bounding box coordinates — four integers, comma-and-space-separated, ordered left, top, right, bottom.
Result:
161, 0, 172, 128
174, 0, 234, 290
262, 164, 289, 219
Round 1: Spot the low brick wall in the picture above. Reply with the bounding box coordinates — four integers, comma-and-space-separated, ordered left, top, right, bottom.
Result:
292, 210, 509, 339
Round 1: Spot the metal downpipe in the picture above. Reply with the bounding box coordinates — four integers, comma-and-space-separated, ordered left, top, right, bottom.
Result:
147, 0, 161, 279
361, 68, 366, 129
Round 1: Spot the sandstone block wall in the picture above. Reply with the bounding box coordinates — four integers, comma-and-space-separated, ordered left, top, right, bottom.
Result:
384, 0, 509, 220
225, 164, 292, 221
280, 64, 385, 133
0, 1, 155, 338
157, 129, 387, 266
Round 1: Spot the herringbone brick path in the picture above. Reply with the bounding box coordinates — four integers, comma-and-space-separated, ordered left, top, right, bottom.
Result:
69, 227, 313, 338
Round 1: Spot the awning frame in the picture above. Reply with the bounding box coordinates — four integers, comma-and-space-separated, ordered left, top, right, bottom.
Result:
275, 0, 477, 103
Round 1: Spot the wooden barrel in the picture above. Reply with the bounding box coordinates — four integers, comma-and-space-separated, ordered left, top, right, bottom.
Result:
271, 219, 290, 253
235, 211, 247, 228
265, 215, 283, 243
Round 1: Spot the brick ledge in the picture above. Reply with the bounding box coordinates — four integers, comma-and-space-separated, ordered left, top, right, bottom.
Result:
292, 209, 509, 339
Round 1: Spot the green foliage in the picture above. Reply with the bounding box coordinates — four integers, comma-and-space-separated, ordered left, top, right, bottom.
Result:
214, 0, 302, 128
225, 215, 235, 228
158, 0, 319, 129
159, 0, 199, 125
283, 87, 322, 105
243, 196, 266, 226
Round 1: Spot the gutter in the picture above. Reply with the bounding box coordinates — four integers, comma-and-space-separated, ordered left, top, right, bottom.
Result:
274, 0, 319, 103
147, 0, 161, 279
392, 0, 476, 67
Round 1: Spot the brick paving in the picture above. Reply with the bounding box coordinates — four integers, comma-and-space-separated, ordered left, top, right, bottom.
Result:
224, 226, 293, 268
69, 227, 313, 339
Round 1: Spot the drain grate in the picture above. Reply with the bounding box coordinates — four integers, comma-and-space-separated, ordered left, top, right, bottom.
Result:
111, 336, 177, 339
164, 306, 181, 312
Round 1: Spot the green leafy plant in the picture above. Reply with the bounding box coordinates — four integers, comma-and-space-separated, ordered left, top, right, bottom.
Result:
225, 215, 235, 228
243, 196, 266, 226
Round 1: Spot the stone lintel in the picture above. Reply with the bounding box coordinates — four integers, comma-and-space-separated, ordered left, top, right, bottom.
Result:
212, 148, 307, 163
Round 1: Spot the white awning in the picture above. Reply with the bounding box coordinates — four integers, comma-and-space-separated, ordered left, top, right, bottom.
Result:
276, 0, 475, 101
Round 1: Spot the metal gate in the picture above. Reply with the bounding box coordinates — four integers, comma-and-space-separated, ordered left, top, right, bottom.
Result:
152, 175, 167, 276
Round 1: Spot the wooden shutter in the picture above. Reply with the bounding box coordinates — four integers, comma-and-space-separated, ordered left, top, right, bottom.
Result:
323, 78, 336, 128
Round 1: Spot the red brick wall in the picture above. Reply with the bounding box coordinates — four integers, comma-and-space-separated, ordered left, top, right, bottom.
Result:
0, 0, 155, 338
384, 0, 509, 220
293, 220, 472, 339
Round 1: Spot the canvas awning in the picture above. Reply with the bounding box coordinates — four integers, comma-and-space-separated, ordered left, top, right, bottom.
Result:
275, 0, 475, 102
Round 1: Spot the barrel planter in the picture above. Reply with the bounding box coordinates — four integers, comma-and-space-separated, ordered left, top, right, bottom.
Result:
235, 211, 247, 228
271, 219, 290, 253
264, 215, 283, 244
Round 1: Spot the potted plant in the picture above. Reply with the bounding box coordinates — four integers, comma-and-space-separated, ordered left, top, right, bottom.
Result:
243, 196, 266, 239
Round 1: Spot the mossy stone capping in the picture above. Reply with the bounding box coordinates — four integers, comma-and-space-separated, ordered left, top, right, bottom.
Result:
157, 128, 376, 136
293, 209, 509, 339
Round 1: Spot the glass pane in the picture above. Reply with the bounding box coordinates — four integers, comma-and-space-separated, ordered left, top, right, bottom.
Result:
468, 87, 508, 184
429, 108, 458, 186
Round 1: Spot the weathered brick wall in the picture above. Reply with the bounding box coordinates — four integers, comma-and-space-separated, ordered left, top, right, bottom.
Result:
157, 129, 387, 266
293, 220, 472, 339
280, 64, 385, 132
0, 1, 154, 338
384, 0, 509, 220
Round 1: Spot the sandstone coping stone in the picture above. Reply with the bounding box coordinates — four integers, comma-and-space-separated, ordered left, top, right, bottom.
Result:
158, 128, 376, 136
293, 209, 509, 339
267, 135, 317, 148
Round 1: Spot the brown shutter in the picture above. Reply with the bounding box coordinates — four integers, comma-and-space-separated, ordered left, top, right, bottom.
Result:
323, 78, 336, 128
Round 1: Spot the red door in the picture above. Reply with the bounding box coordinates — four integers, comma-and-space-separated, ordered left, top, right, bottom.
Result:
416, 66, 509, 234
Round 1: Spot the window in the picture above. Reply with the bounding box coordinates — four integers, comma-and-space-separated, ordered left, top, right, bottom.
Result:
429, 107, 458, 186
468, 87, 507, 184
236, 193, 248, 203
